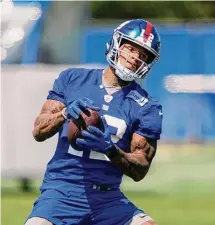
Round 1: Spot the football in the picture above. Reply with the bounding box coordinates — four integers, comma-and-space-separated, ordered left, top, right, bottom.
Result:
67, 109, 102, 145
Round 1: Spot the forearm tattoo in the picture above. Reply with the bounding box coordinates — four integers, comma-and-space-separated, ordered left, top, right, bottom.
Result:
109, 134, 157, 181
33, 100, 66, 141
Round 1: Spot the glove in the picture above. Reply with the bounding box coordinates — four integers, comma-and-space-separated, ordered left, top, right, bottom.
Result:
76, 117, 115, 155
64, 97, 100, 120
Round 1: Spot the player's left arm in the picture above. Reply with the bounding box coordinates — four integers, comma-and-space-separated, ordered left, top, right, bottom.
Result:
108, 102, 162, 181
107, 133, 157, 182
77, 102, 162, 182
108, 103, 162, 182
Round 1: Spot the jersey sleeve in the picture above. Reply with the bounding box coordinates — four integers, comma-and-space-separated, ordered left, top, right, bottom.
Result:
47, 69, 71, 105
135, 102, 163, 140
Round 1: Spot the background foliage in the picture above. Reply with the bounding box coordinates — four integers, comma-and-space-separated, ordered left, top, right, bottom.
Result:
91, 1, 215, 21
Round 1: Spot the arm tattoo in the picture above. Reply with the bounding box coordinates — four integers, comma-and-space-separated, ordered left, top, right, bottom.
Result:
109, 133, 157, 182
32, 100, 66, 142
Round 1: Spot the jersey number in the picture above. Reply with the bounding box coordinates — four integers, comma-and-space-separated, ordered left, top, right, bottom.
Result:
68, 115, 127, 161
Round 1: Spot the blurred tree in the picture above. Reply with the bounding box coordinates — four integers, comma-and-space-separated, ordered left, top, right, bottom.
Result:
91, 1, 215, 21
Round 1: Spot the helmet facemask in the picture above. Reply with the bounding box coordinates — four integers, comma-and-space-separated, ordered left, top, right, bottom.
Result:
106, 31, 159, 82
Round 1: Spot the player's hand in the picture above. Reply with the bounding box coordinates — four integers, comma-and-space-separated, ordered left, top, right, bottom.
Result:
76, 117, 114, 154
65, 97, 100, 120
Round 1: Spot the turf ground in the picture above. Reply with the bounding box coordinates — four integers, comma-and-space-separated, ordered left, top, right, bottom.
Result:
2, 145, 215, 225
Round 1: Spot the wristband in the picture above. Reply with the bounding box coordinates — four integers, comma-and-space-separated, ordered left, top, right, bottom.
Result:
61, 108, 67, 120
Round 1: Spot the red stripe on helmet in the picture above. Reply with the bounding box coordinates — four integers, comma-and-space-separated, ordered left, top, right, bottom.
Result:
143, 22, 152, 40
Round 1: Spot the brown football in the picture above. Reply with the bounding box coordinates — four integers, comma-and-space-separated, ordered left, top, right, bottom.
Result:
67, 109, 102, 145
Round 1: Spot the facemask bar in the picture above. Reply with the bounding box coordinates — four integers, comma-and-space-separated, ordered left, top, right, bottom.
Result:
117, 47, 146, 75
106, 31, 159, 81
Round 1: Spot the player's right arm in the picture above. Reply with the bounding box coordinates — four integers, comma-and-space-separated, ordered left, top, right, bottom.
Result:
32, 68, 70, 142
33, 68, 99, 142
33, 100, 66, 142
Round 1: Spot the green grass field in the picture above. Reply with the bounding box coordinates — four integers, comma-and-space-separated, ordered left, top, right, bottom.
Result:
2, 191, 215, 225
2, 145, 215, 225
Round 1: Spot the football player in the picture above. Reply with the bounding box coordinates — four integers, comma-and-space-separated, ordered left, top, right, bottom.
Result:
25, 19, 163, 225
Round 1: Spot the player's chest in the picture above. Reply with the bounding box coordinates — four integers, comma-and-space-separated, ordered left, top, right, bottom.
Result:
65, 83, 135, 142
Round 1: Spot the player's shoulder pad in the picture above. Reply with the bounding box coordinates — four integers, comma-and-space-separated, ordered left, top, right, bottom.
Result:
126, 83, 155, 107
56, 67, 95, 84
127, 83, 163, 119
140, 99, 163, 117
136, 96, 163, 138
126, 89, 148, 107
55, 67, 83, 80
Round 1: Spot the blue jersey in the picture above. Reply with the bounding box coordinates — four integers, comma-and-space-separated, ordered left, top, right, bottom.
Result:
40, 68, 162, 194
